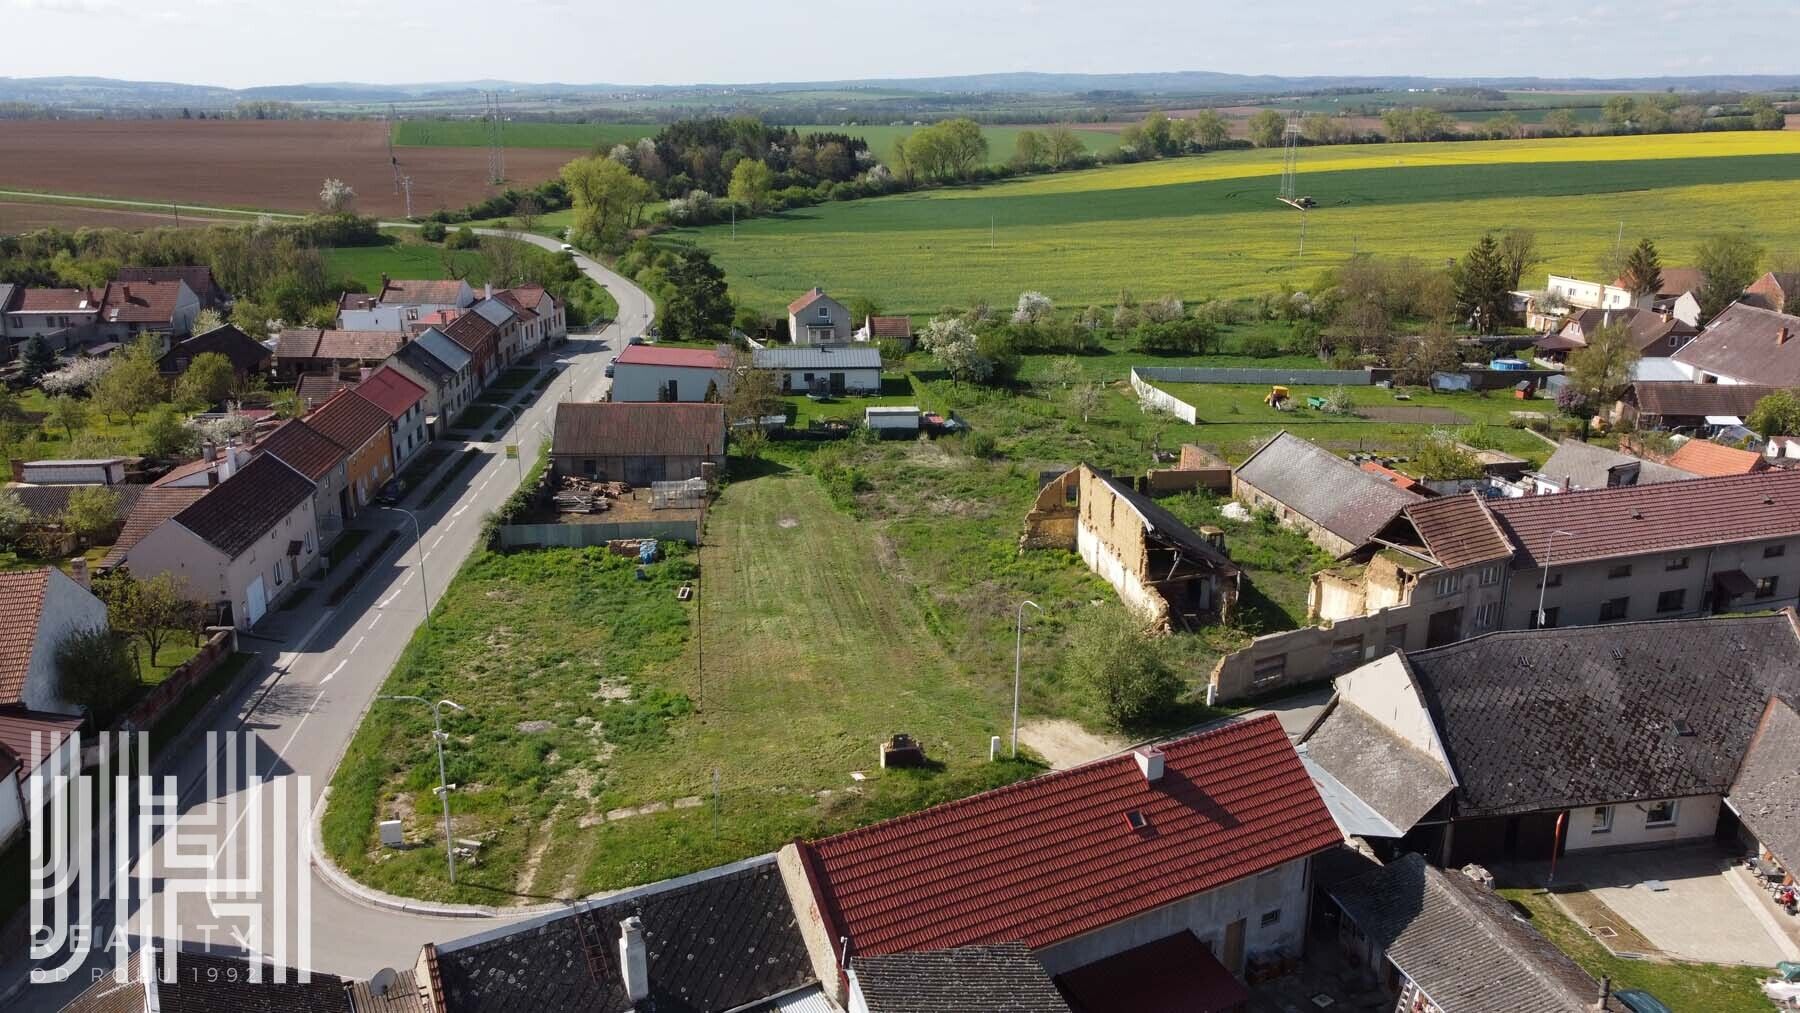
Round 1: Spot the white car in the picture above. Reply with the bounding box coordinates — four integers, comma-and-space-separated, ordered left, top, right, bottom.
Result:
560, 243, 575, 253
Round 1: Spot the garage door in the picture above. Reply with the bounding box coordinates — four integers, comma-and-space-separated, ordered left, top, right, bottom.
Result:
245, 576, 268, 626
624, 457, 665, 485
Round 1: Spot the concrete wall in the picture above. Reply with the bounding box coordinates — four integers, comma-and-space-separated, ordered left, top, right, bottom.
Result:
1143, 467, 1231, 495
1132, 366, 1372, 386
611, 363, 726, 403
1563, 794, 1720, 852
18, 568, 108, 714
1232, 476, 1359, 558
1034, 856, 1310, 977
1019, 470, 1080, 551
1501, 536, 1800, 630
1129, 368, 1198, 423
496, 519, 701, 548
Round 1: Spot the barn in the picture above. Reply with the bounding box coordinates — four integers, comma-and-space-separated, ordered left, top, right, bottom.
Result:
551, 402, 726, 485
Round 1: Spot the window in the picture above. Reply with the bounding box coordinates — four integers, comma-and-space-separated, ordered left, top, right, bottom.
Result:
1644, 800, 1678, 827
1665, 555, 1689, 571
1766, 544, 1787, 559
1758, 576, 1780, 600
1252, 654, 1287, 685
1478, 565, 1500, 587
1591, 806, 1613, 833
817, 306, 829, 319
1543, 571, 1563, 588
1608, 564, 1632, 579
1260, 909, 1282, 927
1657, 589, 1686, 613
1434, 574, 1461, 597
1474, 602, 1499, 629
1599, 596, 1630, 622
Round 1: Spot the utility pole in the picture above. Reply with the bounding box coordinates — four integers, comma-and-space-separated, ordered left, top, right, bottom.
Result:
1011, 600, 1041, 758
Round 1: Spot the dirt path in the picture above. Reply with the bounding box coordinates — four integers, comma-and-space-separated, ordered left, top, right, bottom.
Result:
1017, 719, 1126, 770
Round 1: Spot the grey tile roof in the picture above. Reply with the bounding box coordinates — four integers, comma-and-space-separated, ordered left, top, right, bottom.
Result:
1535, 439, 1695, 491
11, 482, 143, 523
1406, 614, 1800, 817
1301, 699, 1455, 834
1729, 698, 1800, 873
1329, 854, 1623, 1013
393, 340, 455, 387
753, 346, 882, 371
1094, 471, 1238, 575
173, 455, 316, 559
1672, 302, 1800, 385
1233, 431, 1420, 547
432, 857, 813, 1013
851, 943, 1071, 1013
414, 327, 473, 373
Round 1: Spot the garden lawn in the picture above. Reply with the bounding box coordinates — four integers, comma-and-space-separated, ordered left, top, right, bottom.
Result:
676, 130, 1800, 315
1498, 887, 1772, 1013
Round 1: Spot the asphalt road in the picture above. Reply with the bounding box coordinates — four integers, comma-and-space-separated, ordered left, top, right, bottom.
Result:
6, 238, 653, 1009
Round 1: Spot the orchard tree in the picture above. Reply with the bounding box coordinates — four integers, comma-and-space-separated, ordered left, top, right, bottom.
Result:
93, 570, 201, 669
1618, 238, 1664, 298
61, 486, 121, 542
319, 178, 356, 213
0, 488, 27, 548
189, 307, 225, 335
920, 316, 992, 384
92, 338, 165, 423
727, 158, 773, 213
1012, 291, 1054, 324
174, 351, 236, 407
44, 394, 89, 440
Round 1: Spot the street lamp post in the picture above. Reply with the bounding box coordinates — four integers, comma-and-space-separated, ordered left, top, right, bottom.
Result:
1537, 529, 1577, 628
1012, 600, 1041, 758
379, 505, 431, 627
495, 403, 526, 485
380, 696, 466, 883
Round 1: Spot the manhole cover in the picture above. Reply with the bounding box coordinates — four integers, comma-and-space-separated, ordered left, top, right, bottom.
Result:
1592, 926, 1618, 939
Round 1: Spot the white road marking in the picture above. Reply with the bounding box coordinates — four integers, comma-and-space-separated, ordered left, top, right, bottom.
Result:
401, 570, 416, 587
320, 659, 348, 684
367, 613, 384, 630
349, 636, 366, 654
452, 504, 470, 518
376, 588, 403, 608
431, 534, 445, 550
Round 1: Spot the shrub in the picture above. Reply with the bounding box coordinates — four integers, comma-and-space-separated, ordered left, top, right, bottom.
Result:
965, 432, 997, 458
1070, 608, 1181, 730
55, 627, 137, 722
1240, 330, 1286, 358
419, 221, 447, 242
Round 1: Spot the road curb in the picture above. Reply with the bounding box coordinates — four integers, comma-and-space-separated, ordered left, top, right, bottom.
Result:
308, 787, 574, 920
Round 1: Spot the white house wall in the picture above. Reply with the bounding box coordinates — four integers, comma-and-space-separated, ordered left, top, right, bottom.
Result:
20, 569, 108, 714
1334, 654, 1455, 772
1077, 520, 1161, 620
1563, 794, 1721, 852
610, 364, 727, 403
1033, 857, 1310, 977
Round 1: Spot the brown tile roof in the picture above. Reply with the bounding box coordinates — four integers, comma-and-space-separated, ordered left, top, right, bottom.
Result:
273, 329, 406, 363
442, 311, 497, 354
259, 419, 345, 481
553, 402, 725, 459
149, 454, 229, 488
16, 287, 98, 313
172, 455, 315, 558
1487, 469, 1800, 567
98, 280, 187, 325
1672, 303, 1800, 385
1655, 267, 1705, 297
354, 366, 426, 420
491, 289, 538, 321
0, 570, 51, 704
1629, 382, 1785, 418
380, 279, 468, 306
304, 389, 390, 451
117, 265, 221, 304
338, 291, 379, 311
296, 373, 353, 408
786, 287, 829, 315
158, 324, 271, 375
0, 708, 84, 776
102, 486, 209, 568
1668, 438, 1767, 477
1402, 494, 1513, 569
866, 315, 913, 339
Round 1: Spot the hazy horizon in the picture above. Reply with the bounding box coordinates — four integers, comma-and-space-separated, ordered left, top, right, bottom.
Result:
6, 0, 1796, 91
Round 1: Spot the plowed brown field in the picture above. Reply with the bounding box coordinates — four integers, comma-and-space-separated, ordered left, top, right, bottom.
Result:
0, 119, 580, 219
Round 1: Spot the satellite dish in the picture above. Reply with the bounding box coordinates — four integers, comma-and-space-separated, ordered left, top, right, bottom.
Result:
370, 967, 400, 997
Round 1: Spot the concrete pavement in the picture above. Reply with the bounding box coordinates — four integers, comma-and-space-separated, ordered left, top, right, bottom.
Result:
4, 245, 653, 1010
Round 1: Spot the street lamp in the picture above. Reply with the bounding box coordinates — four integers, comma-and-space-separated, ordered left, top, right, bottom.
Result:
494, 403, 526, 485
379, 505, 431, 627
379, 696, 466, 883
1012, 600, 1041, 758
1536, 529, 1577, 628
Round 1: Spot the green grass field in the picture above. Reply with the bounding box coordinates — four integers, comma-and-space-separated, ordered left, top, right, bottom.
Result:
322, 241, 486, 292
393, 120, 658, 150
674, 131, 1800, 317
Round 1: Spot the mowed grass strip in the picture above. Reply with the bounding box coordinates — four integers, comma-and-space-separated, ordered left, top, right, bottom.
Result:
679, 131, 1800, 314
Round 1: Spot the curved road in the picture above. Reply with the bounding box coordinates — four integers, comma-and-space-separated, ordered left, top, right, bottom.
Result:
7, 240, 653, 1009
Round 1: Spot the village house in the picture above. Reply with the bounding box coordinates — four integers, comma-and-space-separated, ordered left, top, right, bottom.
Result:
117, 265, 226, 310
1231, 431, 1422, 556
1745, 271, 1800, 314
1299, 612, 1800, 871
149, 440, 252, 489
1526, 438, 1696, 494
854, 314, 914, 348
387, 335, 472, 437
1672, 302, 1800, 386
337, 277, 474, 330
1666, 437, 1767, 477
114, 454, 320, 627
0, 286, 102, 351
302, 389, 395, 516
492, 284, 565, 354
609, 344, 731, 402
441, 308, 501, 388
100, 486, 208, 572
1616, 380, 1781, 432
155, 322, 271, 378
256, 418, 351, 544
1022, 464, 1240, 630
1623, 266, 1706, 326
753, 345, 882, 396
781, 715, 1342, 1009
0, 566, 109, 716
468, 294, 531, 366
92, 279, 200, 353
0, 708, 83, 853
273, 328, 408, 380
355, 365, 429, 471
787, 287, 852, 345
1535, 306, 1696, 362
551, 402, 726, 484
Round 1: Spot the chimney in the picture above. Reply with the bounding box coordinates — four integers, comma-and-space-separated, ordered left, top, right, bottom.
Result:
9, 459, 23, 483
484, 282, 493, 301
201, 440, 217, 462
222, 444, 241, 481
1595, 975, 1612, 1010
68, 556, 90, 590
1134, 747, 1165, 783
1780, 326, 1791, 346
379, 272, 390, 293
618, 917, 649, 1002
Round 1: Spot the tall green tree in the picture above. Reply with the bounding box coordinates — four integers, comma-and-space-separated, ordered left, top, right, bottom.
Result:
1497, 228, 1541, 291
727, 158, 773, 213
55, 627, 138, 720
61, 486, 121, 542
1455, 233, 1512, 332
1618, 238, 1664, 297
1747, 391, 1800, 438
1191, 109, 1229, 150
1543, 109, 1579, 137
660, 249, 733, 343
174, 351, 235, 407
1246, 109, 1286, 148
1567, 322, 1641, 405
91, 338, 166, 423
93, 570, 200, 668
560, 154, 654, 250
20, 336, 56, 382
1042, 124, 1086, 167
1069, 607, 1181, 730
1695, 233, 1765, 322
1012, 129, 1046, 167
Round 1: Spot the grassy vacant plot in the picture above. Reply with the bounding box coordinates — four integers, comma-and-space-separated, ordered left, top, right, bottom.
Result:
322, 241, 486, 292
678, 131, 1800, 316
393, 120, 657, 150
1498, 888, 1770, 1013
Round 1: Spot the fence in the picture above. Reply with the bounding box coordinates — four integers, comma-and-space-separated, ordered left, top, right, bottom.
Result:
115, 629, 235, 732
651, 478, 709, 510
1133, 366, 1375, 387
1129, 369, 1197, 423
496, 519, 702, 548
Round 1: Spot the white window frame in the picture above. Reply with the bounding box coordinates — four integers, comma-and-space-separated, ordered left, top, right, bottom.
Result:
1474, 601, 1499, 629
1590, 805, 1612, 834
1435, 573, 1460, 597
1478, 565, 1499, 586
1644, 800, 1678, 828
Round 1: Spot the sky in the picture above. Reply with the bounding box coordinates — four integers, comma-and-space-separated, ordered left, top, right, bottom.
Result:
4, 0, 1796, 88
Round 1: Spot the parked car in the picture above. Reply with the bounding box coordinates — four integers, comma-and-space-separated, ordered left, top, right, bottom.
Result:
375, 478, 407, 506
627, 336, 644, 346
604, 361, 615, 378
560, 243, 575, 253
1614, 990, 1672, 1013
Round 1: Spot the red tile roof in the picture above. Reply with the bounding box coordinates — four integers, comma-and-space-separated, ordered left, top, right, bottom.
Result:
0, 708, 84, 776
101, 486, 209, 568
380, 279, 468, 307
491, 289, 538, 321
614, 344, 729, 370
799, 714, 1339, 956
1667, 439, 1767, 478
1359, 459, 1422, 492
787, 287, 829, 315
117, 265, 221, 304
259, 418, 345, 481
304, 389, 390, 451
98, 280, 187, 325
355, 365, 426, 420
0, 570, 52, 704
1402, 494, 1514, 569
1487, 469, 1800, 567
16, 288, 98, 313
866, 315, 913, 339
442, 311, 498, 354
